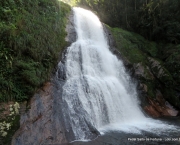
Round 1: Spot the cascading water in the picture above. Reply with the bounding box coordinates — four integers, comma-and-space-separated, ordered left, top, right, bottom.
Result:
57, 7, 178, 142
65, 7, 145, 127
11, 7, 180, 145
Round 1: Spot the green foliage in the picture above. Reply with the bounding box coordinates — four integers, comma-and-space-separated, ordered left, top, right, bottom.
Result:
110, 27, 157, 64
137, 0, 180, 43
0, 0, 71, 102
0, 102, 20, 145
76, 0, 180, 44
60, 0, 78, 6
162, 45, 180, 90
3, 115, 20, 145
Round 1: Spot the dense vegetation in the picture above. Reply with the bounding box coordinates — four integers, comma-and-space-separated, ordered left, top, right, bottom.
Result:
0, 0, 71, 102
0, 1, 179, 143
76, 0, 180, 44
1, 0, 179, 106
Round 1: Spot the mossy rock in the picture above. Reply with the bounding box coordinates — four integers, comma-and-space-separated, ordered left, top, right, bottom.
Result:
110, 27, 158, 64
133, 62, 154, 80
148, 57, 174, 87
109, 26, 180, 108
110, 27, 147, 64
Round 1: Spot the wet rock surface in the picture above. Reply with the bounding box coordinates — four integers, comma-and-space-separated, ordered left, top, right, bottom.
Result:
12, 82, 68, 145
12, 75, 100, 145
65, 10, 77, 44
12, 10, 100, 145
144, 90, 179, 118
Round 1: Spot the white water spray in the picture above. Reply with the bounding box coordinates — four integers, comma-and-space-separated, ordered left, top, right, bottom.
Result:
61, 7, 178, 140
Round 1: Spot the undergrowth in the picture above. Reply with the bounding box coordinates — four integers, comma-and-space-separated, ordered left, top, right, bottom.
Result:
0, 0, 71, 102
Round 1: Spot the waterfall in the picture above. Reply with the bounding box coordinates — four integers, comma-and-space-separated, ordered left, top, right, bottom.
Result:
57, 7, 178, 141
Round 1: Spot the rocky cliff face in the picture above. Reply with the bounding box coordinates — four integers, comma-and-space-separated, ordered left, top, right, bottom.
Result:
12, 82, 68, 145
108, 27, 179, 118
12, 10, 99, 145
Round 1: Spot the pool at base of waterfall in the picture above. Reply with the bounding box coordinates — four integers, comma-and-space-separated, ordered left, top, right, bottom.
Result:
68, 117, 180, 145
71, 131, 180, 145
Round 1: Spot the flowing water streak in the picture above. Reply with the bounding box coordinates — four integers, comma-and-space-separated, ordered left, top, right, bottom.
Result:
61, 7, 178, 140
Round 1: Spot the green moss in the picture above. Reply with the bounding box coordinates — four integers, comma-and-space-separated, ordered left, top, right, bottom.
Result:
109, 27, 158, 98
110, 27, 147, 63
146, 81, 156, 98
110, 27, 159, 65
145, 42, 158, 57
108, 25, 180, 108
0, 0, 71, 102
